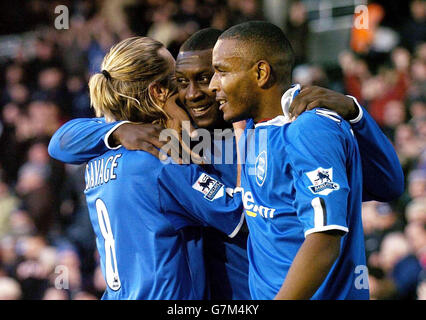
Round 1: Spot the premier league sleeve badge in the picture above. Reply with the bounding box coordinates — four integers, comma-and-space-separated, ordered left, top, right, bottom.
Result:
305, 167, 340, 196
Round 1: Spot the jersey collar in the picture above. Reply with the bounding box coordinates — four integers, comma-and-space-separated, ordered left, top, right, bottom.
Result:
254, 84, 301, 128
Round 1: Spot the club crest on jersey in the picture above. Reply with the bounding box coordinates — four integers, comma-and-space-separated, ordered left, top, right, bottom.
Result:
255, 151, 267, 187
192, 173, 224, 201
306, 167, 340, 195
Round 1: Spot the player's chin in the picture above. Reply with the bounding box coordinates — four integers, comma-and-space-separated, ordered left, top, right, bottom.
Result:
222, 112, 233, 123
227, 116, 246, 124
223, 110, 243, 123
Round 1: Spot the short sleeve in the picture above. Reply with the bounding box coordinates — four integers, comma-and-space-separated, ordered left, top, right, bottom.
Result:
286, 111, 350, 237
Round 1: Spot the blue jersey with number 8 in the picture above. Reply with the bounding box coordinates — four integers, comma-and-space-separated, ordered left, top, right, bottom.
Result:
84, 148, 244, 300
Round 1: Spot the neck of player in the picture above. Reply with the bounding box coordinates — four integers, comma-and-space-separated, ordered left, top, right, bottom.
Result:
253, 84, 291, 123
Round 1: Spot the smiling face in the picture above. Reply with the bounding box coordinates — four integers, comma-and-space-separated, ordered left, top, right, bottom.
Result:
209, 39, 259, 123
175, 49, 229, 129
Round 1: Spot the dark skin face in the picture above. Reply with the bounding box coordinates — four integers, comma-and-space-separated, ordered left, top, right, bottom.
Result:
112, 42, 358, 165
209, 40, 359, 124
209, 39, 279, 123
209, 39, 257, 123
175, 49, 230, 130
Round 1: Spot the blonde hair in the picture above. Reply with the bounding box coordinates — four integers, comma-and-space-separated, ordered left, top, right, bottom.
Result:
88, 37, 175, 125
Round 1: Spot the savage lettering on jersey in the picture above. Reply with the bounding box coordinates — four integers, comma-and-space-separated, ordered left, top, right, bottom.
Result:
85, 154, 122, 191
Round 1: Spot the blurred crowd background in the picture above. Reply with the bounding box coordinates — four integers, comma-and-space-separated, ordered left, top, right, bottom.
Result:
0, 0, 424, 300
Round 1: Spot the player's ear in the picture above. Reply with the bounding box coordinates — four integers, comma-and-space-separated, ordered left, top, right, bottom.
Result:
255, 60, 274, 89
149, 82, 169, 104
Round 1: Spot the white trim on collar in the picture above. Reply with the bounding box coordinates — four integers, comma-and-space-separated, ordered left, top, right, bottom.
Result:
281, 84, 301, 120
254, 84, 301, 128
254, 115, 289, 128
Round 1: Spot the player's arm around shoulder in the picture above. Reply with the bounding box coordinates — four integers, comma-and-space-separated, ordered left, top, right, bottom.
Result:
48, 117, 124, 164
348, 98, 404, 200
289, 86, 403, 201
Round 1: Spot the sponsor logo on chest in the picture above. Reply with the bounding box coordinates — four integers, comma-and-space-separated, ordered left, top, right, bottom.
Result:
241, 187, 276, 219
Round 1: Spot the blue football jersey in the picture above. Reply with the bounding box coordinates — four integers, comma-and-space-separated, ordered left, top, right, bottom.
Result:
48, 117, 252, 300
238, 100, 369, 299
199, 132, 250, 300
48, 94, 401, 300
84, 147, 244, 300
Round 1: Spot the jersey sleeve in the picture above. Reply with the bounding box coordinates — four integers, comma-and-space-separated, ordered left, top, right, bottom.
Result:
48, 118, 128, 164
348, 97, 404, 202
286, 111, 350, 237
157, 164, 245, 238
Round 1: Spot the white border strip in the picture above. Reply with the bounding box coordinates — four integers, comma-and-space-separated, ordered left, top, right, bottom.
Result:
315, 110, 341, 122
304, 225, 349, 237
311, 197, 325, 228
346, 95, 364, 124
228, 212, 245, 238
254, 115, 289, 128
104, 121, 131, 150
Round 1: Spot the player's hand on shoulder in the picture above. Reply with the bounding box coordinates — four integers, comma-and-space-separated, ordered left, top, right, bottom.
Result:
289, 86, 359, 121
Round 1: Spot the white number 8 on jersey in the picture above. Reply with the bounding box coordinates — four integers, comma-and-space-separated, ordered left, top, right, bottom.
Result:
96, 198, 121, 291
